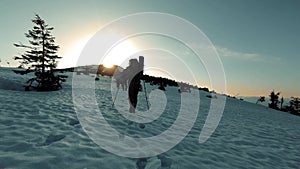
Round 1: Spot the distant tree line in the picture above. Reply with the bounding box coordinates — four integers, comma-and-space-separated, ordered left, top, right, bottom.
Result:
142, 75, 178, 87
75, 64, 211, 93
256, 90, 300, 116
97, 65, 119, 76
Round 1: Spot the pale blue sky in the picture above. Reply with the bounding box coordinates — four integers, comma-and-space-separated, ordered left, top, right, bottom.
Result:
0, 0, 299, 96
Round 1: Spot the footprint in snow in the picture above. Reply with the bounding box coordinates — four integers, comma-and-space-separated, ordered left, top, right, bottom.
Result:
37, 134, 65, 146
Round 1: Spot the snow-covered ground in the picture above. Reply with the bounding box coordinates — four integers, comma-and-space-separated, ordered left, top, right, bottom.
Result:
0, 67, 300, 169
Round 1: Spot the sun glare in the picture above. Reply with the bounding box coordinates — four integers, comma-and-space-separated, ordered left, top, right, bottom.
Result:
58, 35, 138, 68
103, 63, 114, 68
102, 40, 138, 67
58, 35, 92, 68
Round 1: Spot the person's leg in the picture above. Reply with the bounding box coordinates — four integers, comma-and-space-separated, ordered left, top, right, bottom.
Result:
128, 78, 139, 113
129, 91, 137, 113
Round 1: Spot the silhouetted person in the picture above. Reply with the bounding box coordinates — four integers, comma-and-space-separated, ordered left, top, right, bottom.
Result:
114, 67, 128, 91
256, 96, 265, 104
280, 97, 284, 110
123, 58, 142, 113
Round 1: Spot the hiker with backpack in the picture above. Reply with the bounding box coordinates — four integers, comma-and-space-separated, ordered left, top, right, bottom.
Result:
114, 56, 144, 113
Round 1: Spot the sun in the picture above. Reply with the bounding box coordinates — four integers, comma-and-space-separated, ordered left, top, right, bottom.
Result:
58, 33, 138, 69
102, 40, 137, 67
103, 63, 114, 68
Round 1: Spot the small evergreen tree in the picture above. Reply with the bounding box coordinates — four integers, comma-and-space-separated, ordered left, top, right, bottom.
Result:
14, 14, 65, 91
290, 97, 300, 114
268, 90, 280, 110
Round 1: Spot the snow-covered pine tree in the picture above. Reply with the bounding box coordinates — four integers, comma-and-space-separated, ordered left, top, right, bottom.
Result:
14, 14, 65, 91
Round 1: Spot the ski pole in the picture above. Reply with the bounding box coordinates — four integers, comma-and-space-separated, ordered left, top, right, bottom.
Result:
112, 87, 120, 108
143, 80, 149, 110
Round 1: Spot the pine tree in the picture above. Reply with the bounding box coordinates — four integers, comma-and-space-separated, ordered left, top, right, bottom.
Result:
14, 14, 65, 91
290, 97, 300, 114
268, 90, 280, 110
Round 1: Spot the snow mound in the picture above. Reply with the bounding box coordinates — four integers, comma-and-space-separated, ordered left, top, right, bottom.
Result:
0, 68, 27, 91
0, 76, 24, 91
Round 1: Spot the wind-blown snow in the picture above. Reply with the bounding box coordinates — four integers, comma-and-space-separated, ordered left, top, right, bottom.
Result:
0, 67, 299, 169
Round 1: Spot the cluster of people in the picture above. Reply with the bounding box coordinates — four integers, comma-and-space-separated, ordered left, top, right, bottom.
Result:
114, 57, 144, 113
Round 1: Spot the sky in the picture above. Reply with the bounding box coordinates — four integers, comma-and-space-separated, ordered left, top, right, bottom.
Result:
0, 0, 299, 97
